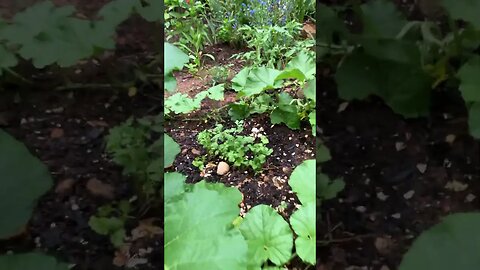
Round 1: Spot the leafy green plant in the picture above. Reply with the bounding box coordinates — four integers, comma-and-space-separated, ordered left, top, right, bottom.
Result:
164, 177, 248, 270
164, 159, 317, 269
0, 129, 53, 239
88, 200, 131, 247
321, 0, 480, 139
165, 42, 189, 92
316, 143, 344, 205
400, 213, 480, 270
0, 0, 161, 72
230, 52, 316, 133
105, 115, 163, 199
234, 21, 311, 68
192, 156, 206, 171
165, 84, 225, 115
209, 64, 232, 86
197, 120, 273, 172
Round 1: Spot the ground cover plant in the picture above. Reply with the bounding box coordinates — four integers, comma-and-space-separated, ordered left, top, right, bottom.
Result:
0, 0, 164, 269
318, 0, 480, 269
164, 0, 316, 268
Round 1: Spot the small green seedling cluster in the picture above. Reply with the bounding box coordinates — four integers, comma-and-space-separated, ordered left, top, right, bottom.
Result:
197, 120, 272, 171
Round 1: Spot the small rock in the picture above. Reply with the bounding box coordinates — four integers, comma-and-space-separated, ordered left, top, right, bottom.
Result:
416, 163, 427, 174
445, 180, 468, 192
355, 206, 367, 213
395, 142, 406, 151
380, 265, 391, 270
181, 148, 188, 154
375, 237, 393, 255
445, 134, 456, 144
403, 190, 415, 200
466, 194, 476, 202
337, 102, 349, 112
282, 167, 291, 174
55, 178, 75, 194
86, 178, 114, 199
391, 213, 401, 219
217, 162, 230, 175
191, 148, 201, 155
377, 192, 389, 201
50, 128, 64, 138
251, 127, 260, 133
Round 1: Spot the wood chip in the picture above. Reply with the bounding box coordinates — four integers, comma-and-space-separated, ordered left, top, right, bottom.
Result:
55, 178, 75, 194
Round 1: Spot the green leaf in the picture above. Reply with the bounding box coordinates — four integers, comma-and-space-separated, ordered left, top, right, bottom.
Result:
231, 67, 251, 92
229, 103, 251, 120
283, 52, 315, 81
240, 67, 282, 97
441, 0, 480, 30
191, 180, 243, 208
317, 4, 347, 43
309, 111, 316, 135
468, 102, 480, 139
0, 130, 53, 239
0, 253, 69, 270
165, 74, 178, 92
165, 42, 189, 75
288, 160, 315, 205
317, 143, 331, 163
97, 0, 138, 26
336, 51, 431, 118
0, 45, 18, 74
164, 172, 186, 202
317, 174, 345, 200
457, 57, 480, 102
239, 205, 293, 266
290, 203, 316, 265
399, 213, 480, 270
88, 216, 124, 235
164, 134, 180, 168
165, 93, 198, 114
270, 93, 300, 130
360, 0, 407, 38
165, 184, 247, 270
304, 79, 316, 101
361, 38, 421, 65
136, 0, 163, 22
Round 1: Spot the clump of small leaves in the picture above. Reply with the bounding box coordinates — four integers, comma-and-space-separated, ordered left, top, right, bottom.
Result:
209, 64, 231, 86
197, 121, 272, 171
105, 115, 162, 200
88, 200, 131, 248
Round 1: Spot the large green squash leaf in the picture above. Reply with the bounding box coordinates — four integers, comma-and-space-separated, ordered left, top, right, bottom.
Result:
360, 0, 407, 38
164, 172, 186, 202
0, 253, 69, 270
0, 130, 52, 239
399, 213, 480, 270
441, 0, 480, 30
288, 160, 315, 205
165, 42, 189, 76
468, 102, 480, 139
165, 183, 247, 270
239, 205, 293, 267
290, 202, 315, 265
164, 134, 180, 168
239, 67, 282, 97
457, 57, 480, 103
336, 51, 431, 118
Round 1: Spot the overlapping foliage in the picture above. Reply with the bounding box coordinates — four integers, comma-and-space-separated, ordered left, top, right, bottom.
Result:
320, 0, 480, 138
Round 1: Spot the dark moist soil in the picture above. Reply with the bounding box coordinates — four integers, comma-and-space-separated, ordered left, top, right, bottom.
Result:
317, 68, 480, 270
0, 90, 163, 270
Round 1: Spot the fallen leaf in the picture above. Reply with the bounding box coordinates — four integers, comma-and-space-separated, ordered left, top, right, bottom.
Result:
131, 218, 163, 241
86, 178, 114, 199
191, 148, 201, 155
